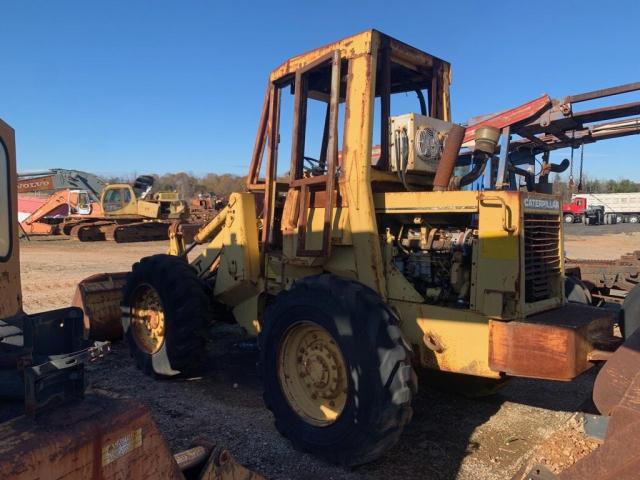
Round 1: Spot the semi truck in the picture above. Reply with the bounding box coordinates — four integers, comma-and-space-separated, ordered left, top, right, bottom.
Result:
563, 193, 640, 224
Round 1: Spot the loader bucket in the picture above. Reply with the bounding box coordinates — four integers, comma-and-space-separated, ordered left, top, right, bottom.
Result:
593, 327, 640, 416
72, 272, 128, 341
559, 329, 640, 479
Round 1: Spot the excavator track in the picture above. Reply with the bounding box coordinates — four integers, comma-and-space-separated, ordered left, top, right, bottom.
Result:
108, 221, 171, 243
68, 219, 170, 243
69, 221, 114, 241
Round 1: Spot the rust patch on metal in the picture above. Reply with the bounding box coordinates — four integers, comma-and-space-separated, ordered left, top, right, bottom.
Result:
73, 272, 128, 340
489, 304, 616, 381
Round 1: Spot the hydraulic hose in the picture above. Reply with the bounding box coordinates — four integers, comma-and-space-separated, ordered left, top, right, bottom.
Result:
458, 153, 489, 188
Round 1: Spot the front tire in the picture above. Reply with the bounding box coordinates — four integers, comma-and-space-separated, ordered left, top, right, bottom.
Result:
563, 213, 575, 224
259, 274, 415, 466
122, 254, 209, 377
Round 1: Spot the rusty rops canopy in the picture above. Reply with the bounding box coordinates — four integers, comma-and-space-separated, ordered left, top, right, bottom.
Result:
246, 30, 453, 286
269, 29, 451, 84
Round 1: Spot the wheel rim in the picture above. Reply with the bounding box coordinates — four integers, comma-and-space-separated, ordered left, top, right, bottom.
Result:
130, 284, 166, 354
277, 322, 348, 427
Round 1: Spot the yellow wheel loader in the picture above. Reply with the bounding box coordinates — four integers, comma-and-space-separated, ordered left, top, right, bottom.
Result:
0, 119, 262, 480
83, 30, 636, 467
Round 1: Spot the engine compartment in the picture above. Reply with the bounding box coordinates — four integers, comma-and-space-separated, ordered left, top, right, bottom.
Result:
391, 218, 477, 306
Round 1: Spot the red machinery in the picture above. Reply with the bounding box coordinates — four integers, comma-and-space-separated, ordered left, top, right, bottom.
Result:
20, 189, 102, 235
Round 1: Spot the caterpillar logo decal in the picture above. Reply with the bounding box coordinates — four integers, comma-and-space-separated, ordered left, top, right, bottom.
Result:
523, 197, 560, 211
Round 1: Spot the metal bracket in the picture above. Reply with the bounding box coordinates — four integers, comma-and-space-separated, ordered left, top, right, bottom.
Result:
24, 341, 110, 415
583, 413, 610, 442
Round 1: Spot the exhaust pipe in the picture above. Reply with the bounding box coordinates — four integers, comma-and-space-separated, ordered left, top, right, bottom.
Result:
447, 125, 501, 191
433, 124, 466, 191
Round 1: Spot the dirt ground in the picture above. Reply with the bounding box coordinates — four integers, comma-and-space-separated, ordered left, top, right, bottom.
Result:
15, 225, 639, 479
564, 223, 640, 260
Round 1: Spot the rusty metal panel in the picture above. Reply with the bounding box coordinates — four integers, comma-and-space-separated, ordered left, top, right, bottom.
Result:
0, 394, 184, 479
593, 328, 640, 415
247, 86, 270, 190
489, 304, 615, 380
269, 30, 374, 82
342, 41, 387, 296
73, 272, 128, 340
463, 95, 551, 144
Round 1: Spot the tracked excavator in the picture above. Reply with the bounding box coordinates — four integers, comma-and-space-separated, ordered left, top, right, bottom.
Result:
0, 118, 262, 479
74, 30, 640, 473
60, 176, 191, 242
17, 169, 187, 242
17, 168, 105, 235
19, 188, 101, 235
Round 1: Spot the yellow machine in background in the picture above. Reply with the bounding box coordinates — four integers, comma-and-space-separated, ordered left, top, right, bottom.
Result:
63, 180, 189, 242
100, 183, 184, 218
89, 30, 621, 466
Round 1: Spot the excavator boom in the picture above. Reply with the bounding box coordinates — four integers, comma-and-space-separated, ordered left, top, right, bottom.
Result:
20, 189, 102, 235
18, 168, 106, 202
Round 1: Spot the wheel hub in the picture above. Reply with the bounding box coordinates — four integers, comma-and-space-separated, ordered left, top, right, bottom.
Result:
131, 284, 166, 354
278, 322, 348, 426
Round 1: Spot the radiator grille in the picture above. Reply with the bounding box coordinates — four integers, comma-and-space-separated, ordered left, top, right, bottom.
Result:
524, 214, 561, 303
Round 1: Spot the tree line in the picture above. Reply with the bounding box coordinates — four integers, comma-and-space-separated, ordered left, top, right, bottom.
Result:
108, 170, 638, 201
552, 174, 640, 202
106, 172, 247, 199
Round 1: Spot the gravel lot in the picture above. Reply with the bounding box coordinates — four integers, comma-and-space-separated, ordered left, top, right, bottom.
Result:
564, 222, 640, 259
12, 224, 639, 479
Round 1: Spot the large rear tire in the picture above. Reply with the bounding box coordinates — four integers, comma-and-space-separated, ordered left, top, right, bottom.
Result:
259, 274, 416, 466
121, 254, 209, 377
